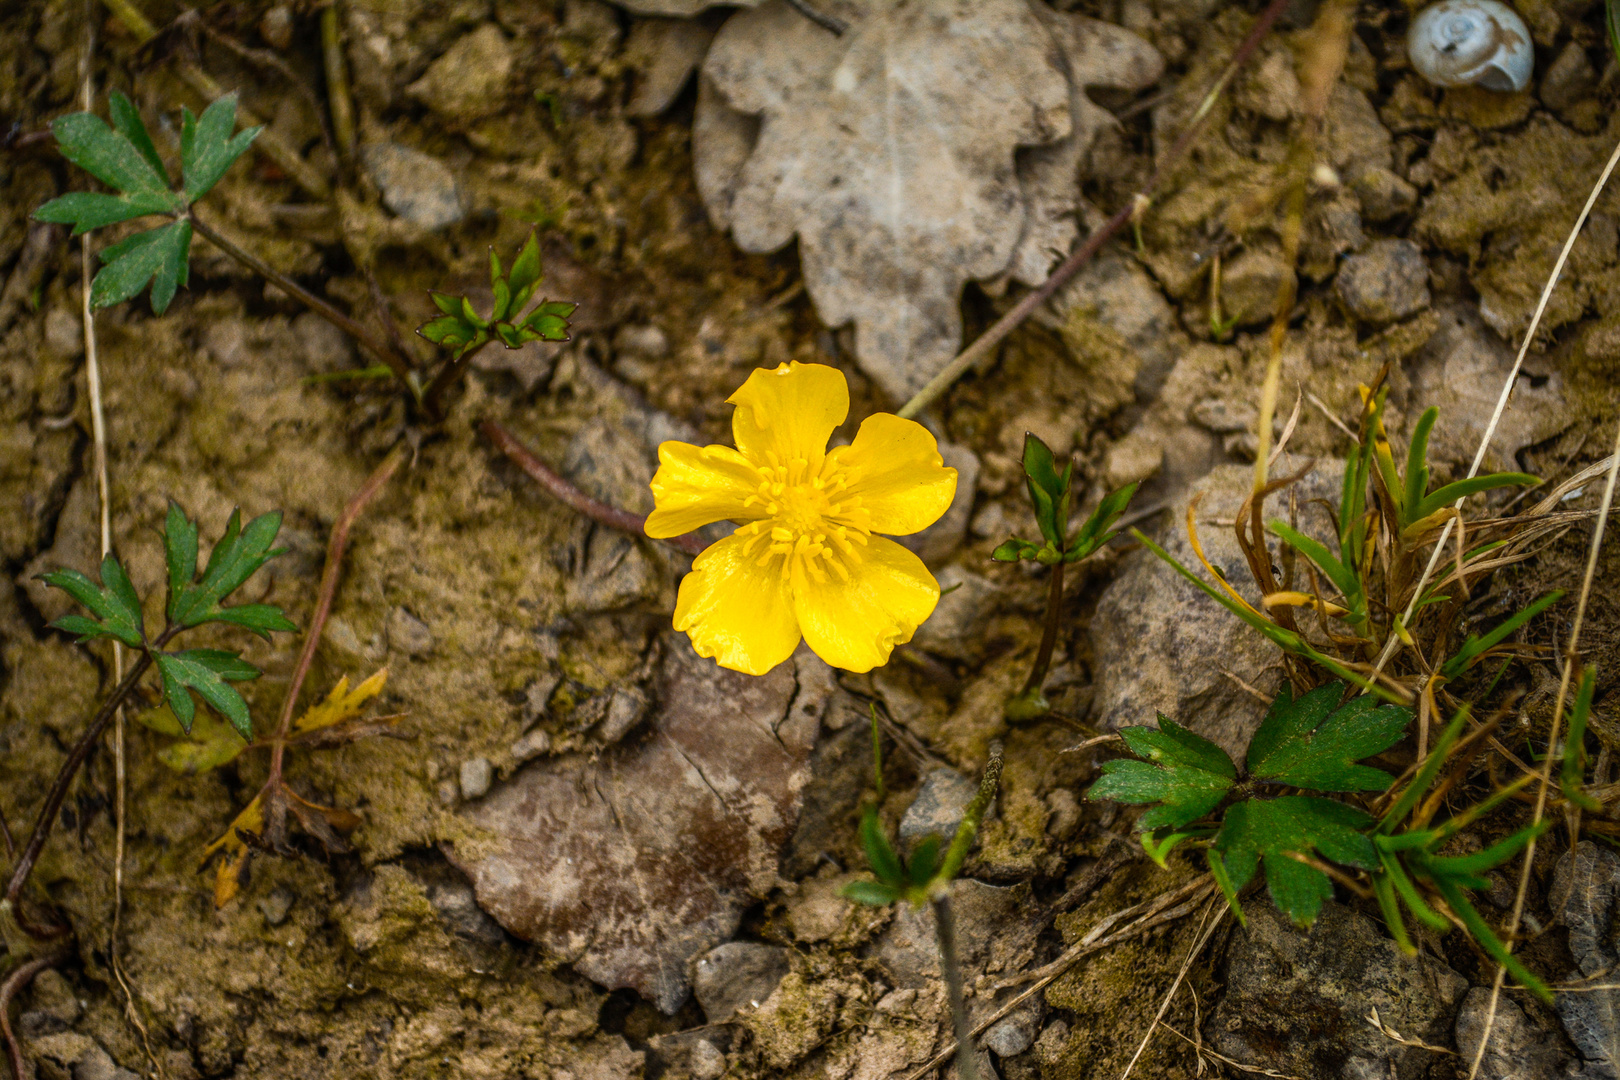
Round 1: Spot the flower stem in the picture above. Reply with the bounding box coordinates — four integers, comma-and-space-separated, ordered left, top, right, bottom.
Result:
187, 211, 419, 400
266, 446, 406, 791
1024, 559, 1064, 699
931, 889, 977, 1080
480, 420, 706, 555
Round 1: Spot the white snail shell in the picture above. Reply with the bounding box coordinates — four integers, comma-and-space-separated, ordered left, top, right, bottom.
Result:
1408, 0, 1534, 93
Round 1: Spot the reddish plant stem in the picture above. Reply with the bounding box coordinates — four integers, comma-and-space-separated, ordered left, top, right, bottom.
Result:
2, 948, 72, 1080
895, 0, 1292, 422
265, 446, 408, 789
1021, 558, 1065, 698
4, 625, 179, 909
481, 420, 707, 556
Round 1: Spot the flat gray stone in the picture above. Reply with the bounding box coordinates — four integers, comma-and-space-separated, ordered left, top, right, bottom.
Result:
691, 942, 790, 1022
361, 142, 466, 230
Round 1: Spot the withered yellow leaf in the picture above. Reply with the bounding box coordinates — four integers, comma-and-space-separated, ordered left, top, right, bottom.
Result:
204, 795, 264, 908
293, 668, 387, 733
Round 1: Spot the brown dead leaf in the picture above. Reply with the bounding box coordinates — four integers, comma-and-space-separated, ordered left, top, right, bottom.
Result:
202, 794, 265, 908
699, 0, 1067, 401
449, 637, 827, 1012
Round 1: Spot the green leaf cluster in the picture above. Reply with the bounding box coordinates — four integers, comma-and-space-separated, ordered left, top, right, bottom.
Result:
418, 231, 578, 359
1371, 706, 1551, 1001
39, 504, 295, 739
992, 433, 1136, 567
1088, 683, 1409, 927
34, 93, 260, 313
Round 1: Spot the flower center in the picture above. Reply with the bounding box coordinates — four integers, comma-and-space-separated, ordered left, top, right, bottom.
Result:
736, 453, 871, 585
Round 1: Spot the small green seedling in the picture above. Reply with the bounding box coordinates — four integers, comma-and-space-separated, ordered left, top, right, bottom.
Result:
34, 92, 260, 313
43, 503, 295, 737
417, 230, 578, 360
993, 432, 1136, 719
1561, 664, 1601, 813
843, 708, 1003, 1080
1089, 682, 1410, 927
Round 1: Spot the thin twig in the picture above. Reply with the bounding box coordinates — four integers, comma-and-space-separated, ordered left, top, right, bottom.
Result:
2, 948, 73, 1080
1467, 412, 1620, 1080
783, 0, 848, 35
906, 877, 1216, 1080
1120, 895, 1228, 1080
187, 211, 418, 395
266, 446, 406, 787
894, 0, 1291, 421
320, 2, 356, 162
480, 420, 706, 555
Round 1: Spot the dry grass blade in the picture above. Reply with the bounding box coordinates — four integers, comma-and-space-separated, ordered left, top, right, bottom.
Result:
1468, 412, 1620, 1079
1159, 1023, 1304, 1079
1120, 894, 1228, 1079
902, 878, 1217, 1080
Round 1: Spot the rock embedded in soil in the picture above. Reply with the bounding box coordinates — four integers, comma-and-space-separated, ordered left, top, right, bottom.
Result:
691, 941, 791, 1021
360, 142, 467, 229
458, 756, 493, 799
406, 24, 514, 123
1456, 987, 1574, 1080
1091, 456, 1342, 758
450, 638, 824, 1013
1207, 901, 1468, 1080
1553, 842, 1620, 1074
909, 565, 1004, 663
1335, 238, 1431, 323
899, 768, 980, 848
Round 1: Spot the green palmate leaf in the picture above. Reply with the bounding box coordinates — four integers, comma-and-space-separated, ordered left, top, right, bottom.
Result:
1088, 719, 1236, 831
1212, 795, 1377, 927
180, 95, 262, 204
40, 555, 147, 648
1247, 683, 1410, 792
167, 508, 293, 636
1440, 590, 1565, 681
49, 109, 172, 199
108, 91, 167, 182
33, 189, 180, 235
1066, 482, 1137, 563
92, 218, 193, 313
156, 648, 260, 737
840, 879, 901, 907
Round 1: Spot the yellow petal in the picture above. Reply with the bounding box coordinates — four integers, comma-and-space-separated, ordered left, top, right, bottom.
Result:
728, 362, 848, 467
646, 442, 763, 538
830, 414, 958, 536
673, 532, 801, 675
793, 537, 939, 673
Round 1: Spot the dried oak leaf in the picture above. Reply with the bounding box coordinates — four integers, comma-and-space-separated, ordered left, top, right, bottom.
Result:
699, 0, 1071, 402
695, 0, 1160, 402
449, 637, 825, 1012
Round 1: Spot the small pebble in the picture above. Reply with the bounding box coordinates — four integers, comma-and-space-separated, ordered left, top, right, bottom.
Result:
259, 4, 294, 49
689, 1039, 726, 1080
460, 757, 493, 800
1335, 239, 1431, 323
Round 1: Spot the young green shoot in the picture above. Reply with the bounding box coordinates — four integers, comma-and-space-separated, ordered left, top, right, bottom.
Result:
993, 432, 1136, 720
843, 723, 1005, 1080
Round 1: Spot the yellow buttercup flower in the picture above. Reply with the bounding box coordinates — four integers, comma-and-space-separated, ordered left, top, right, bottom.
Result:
646, 362, 957, 676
